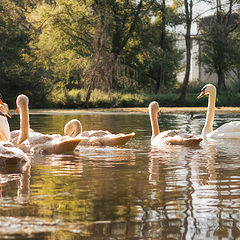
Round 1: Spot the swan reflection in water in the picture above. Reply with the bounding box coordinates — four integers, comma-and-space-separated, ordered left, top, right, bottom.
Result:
0, 160, 31, 202
149, 128, 240, 185
75, 146, 137, 167
29, 145, 137, 178
148, 144, 215, 185
33, 154, 84, 177
148, 139, 240, 239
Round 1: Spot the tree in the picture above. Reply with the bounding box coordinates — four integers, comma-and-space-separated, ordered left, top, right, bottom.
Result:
198, 0, 240, 93
0, 0, 48, 106
122, 0, 183, 93
26, 0, 184, 105
28, 0, 94, 90
28, 0, 154, 104
79, 0, 153, 104
178, 0, 193, 104
97, 0, 155, 91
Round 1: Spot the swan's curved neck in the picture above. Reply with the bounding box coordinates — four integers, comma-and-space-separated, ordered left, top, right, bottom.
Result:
150, 108, 160, 139
203, 91, 216, 136
72, 121, 82, 137
64, 120, 82, 137
18, 104, 29, 144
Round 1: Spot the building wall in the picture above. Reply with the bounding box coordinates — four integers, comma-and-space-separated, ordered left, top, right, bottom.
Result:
177, 38, 220, 85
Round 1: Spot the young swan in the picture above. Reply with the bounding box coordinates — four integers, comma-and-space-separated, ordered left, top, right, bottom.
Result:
64, 119, 135, 146
149, 101, 202, 146
11, 94, 82, 154
198, 83, 240, 139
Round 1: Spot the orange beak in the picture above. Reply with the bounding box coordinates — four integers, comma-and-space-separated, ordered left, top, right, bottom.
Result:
6, 111, 12, 118
0, 99, 4, 107
16, 106, 20, 114
197, 90, 205, 99
157, 111, 160, 118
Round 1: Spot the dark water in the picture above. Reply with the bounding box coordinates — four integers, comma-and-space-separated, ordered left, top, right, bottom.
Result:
1, 110, 240, 239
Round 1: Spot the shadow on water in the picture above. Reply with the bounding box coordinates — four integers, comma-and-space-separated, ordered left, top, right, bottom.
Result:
1, 110, 240, 239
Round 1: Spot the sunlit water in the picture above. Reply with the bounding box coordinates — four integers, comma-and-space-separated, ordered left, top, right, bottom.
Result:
1, 110, 240, 239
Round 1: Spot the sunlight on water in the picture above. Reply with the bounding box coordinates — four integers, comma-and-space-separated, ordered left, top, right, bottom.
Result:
0, 110, 240, 239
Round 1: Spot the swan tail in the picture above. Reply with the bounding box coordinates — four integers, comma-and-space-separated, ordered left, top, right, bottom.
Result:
105, 132, 135, 146
165, 137, 202, 146
182, 137, 203, 146
38, 137, 82, 154
54, 138, 82, 153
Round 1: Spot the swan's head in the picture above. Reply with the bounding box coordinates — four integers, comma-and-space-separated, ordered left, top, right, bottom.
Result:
0, 103, 12, 118
64, 119, 82, 137
198, 84, 216, 99
16, 94, 29, 113
149, 101, 160, 116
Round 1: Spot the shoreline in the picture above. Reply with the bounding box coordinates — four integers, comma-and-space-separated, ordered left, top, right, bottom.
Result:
10, 107, 240, 115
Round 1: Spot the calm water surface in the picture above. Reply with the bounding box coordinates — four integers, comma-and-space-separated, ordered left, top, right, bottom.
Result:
1, 110, 240, 239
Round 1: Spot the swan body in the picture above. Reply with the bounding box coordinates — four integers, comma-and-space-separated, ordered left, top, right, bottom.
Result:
149, 101, 202, 146
64, 119, 135, 146
12, 95, 82, 154
198, 84, 240, 139
0, 102, 12, 141
0, 141, 29, 162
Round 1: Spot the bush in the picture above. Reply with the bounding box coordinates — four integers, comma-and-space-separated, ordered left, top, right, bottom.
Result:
46, 87, 240, 108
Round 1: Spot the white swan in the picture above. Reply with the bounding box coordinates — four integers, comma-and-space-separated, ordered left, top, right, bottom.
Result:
149, 101, 202, 146
0, 100, 29, 162
11, 94, 82, 154
0, 141, 29, 162
64, 119, 135, 146
0, 102, 11, 141
198, 83, 240, 139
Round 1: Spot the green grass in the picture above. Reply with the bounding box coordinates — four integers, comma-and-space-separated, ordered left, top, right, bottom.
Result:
47, 88, 240, 108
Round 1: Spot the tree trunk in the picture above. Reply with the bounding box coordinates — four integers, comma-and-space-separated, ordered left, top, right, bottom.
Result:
155, 68, 162, 93
217, 69, 227, 94
179, 34, 191, 104
178, 0, 192, 105
85, 78, 94, 107
156, 0, 166, 94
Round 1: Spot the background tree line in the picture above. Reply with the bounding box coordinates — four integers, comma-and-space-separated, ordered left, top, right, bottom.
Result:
0, 0, 239, 108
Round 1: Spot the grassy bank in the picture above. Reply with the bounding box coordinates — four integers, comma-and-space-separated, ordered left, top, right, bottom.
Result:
48, 88, 240, 109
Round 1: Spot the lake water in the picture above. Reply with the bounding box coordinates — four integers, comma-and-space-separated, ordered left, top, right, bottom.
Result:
1, 110, 240, 239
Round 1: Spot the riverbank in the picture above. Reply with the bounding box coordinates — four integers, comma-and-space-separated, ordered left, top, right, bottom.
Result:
46, 89, 240, 109
24, 106, 240, 115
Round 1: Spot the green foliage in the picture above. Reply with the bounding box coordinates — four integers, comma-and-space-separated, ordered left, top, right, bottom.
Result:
46, 88, 203, 108
198, 12, 240, 91
28, 0, 94, 89
0, 1, 50, 107
0, 0, 239, 108
123, 2, 183, 92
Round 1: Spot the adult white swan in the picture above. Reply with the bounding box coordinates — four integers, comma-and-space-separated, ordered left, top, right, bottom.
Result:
11, 94, 82, 154
64, 119, 135, 146
0, 101, 12, 141
198, 83, 240, 139
0, 141, 29, 162
149, 101, 202, 146
0, 100, 29, 162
